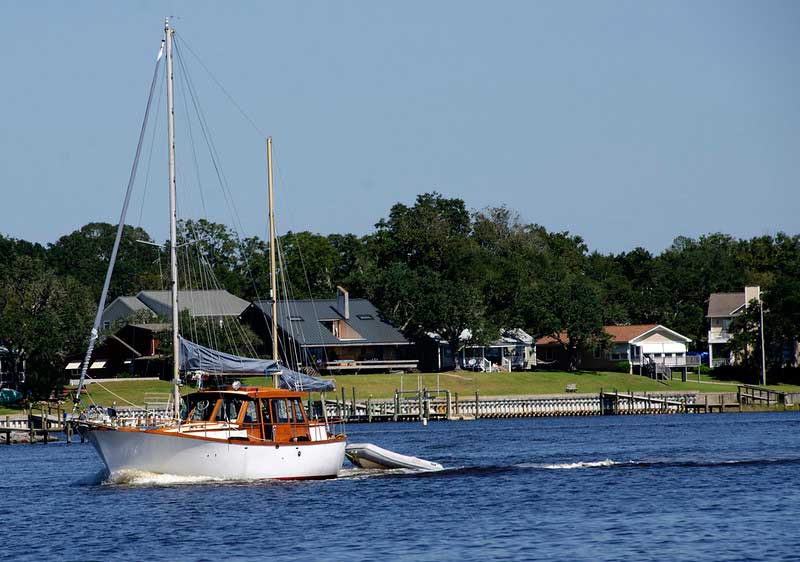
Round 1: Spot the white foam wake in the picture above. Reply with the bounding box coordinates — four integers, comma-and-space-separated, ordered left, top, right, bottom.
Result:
337, 467, 418, 480
105, 469, 225, 486
538, 459, 620, 470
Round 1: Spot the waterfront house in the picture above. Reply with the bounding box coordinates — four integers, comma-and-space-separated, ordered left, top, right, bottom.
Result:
64, 323, 170, 381
68, 289, 250, 380
418, 329, 536, 372
536, 324, 694, 378
706, 286, 760, 367
458, 329, 536, 371
245, 287, 417, 373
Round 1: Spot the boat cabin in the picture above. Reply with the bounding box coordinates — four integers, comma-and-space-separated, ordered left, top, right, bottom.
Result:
179, 388, 323, 444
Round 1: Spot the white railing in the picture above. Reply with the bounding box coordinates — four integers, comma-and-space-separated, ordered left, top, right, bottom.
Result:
632, 356, 691, 367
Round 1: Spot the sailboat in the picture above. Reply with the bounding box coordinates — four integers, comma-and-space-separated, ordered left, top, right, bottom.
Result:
73, 20, 346, 480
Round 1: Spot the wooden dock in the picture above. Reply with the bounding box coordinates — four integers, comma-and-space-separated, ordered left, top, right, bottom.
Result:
320, 389, 703, 423
0, 403, 70, 444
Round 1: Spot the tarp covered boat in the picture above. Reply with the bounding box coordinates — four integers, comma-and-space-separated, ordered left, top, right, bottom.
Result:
0, 388, 22, 405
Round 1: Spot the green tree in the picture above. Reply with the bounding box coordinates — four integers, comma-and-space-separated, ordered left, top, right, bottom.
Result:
526, 272, 605, 370
177, 219, 242, 294
367, 193, 496, 356
47, 223, 162, 300
278, 231, 340, 299
0, 256, 94, 398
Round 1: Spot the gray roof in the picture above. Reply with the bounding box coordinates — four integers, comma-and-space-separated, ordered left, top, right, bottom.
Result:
707, 292, 745, 318
118, 296, 151, 313
137, 290, 250, 319
101, 295, 156, 325
128, 323, 172, 332
252, 298, 410, 347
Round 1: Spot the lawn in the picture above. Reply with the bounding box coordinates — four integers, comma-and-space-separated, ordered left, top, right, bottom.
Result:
2, 370, 798, 414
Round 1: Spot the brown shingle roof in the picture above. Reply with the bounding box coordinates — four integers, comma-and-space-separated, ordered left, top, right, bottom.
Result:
707, 292, 745, 318
604, 324, 659, 343
536, 324, 659, 346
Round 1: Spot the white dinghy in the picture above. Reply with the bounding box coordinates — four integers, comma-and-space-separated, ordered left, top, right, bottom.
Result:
345, 443, 443, 471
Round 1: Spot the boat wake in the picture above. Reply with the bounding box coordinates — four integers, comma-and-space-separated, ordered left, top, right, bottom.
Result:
102, 470, 225, 487
518, 456, 800, 471
535, 459, 620, 470
337, 467, 441, 480
424, 456, 800, 478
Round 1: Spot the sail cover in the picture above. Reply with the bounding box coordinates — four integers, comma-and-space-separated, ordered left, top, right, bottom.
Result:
179, 337, 335, 392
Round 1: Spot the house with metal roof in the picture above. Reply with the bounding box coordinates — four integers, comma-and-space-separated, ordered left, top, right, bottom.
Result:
101, 290, 251, 329
707, 286, 761, 367
245, 287, 417, 373
536, 324, 695, 379
422, 329, 535, 372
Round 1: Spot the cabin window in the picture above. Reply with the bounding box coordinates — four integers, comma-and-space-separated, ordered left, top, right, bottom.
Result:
259, 399, 272, 424
215, 398, 244, 422
243, 400, 258, 423
184, 396, 216, 421
356, 314, 373, 320
291, 399, 306, 422
271, 399, 290, 423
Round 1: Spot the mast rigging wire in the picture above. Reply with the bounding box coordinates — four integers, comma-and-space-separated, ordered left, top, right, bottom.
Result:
74, 48, 164, 411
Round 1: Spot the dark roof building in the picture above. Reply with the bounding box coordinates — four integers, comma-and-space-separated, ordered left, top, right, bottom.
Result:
246, 287, 416, 373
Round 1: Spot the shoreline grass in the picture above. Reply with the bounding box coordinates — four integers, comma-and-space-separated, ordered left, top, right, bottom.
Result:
3, 370, 798, 415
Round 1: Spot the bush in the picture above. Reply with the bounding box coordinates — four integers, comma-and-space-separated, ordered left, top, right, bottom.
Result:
610, 361, 630, 373
711, 364, 760, 384
712, 364, 800, 385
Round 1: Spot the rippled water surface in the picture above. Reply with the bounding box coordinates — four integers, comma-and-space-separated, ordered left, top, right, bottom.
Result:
4, 412, 800, 561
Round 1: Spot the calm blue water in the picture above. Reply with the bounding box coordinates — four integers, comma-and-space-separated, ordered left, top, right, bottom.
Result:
3, 412, 800, 561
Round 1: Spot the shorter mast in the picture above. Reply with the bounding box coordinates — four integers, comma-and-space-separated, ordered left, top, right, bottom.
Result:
267, 137, 280, 388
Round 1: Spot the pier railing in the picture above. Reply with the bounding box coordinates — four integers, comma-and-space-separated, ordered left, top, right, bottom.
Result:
321, 389, 701, 422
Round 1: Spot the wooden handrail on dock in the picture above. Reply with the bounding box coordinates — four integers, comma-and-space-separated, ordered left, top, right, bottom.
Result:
738, 385, 793, 408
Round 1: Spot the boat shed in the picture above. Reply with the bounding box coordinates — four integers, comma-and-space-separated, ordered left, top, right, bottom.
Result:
101, 289, 251, 328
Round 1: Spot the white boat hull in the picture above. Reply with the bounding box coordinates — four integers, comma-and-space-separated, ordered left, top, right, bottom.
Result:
88, 428, 346, 480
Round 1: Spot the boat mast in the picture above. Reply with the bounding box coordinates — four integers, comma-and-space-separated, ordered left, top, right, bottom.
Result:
165, 18, 181, 417
267, 137, 279, 388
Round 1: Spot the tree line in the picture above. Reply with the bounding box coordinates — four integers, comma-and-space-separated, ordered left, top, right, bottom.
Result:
1, 192, 798, 396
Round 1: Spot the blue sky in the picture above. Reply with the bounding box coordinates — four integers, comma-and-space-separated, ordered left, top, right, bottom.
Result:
1, 1, 797, 254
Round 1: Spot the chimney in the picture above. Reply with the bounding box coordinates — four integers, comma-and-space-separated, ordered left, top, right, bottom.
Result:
744, 286, 761, 306
336, 286, 350, 319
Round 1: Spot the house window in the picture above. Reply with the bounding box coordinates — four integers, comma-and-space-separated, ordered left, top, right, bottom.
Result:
321, 320, 340, 338
356, 314, 374, 320
103, 321, 110, 330
288, 315, 303, 322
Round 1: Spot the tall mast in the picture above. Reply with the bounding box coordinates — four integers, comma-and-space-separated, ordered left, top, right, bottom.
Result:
165, 18, 181, 418
267, 137, 279, 388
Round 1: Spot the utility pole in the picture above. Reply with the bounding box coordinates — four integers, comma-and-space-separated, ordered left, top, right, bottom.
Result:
759, 293, 766, 387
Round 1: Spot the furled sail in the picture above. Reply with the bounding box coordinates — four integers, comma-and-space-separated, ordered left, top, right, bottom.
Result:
179, 337, 335, 391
